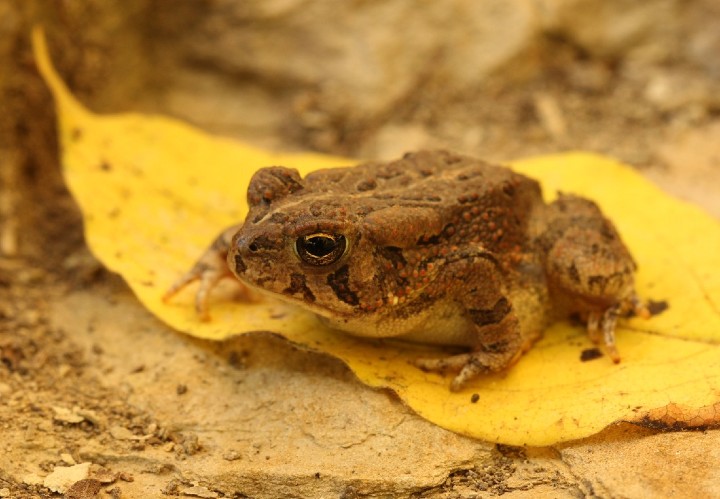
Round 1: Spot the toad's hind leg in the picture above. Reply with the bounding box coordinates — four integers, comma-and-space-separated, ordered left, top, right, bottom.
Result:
540, 195, 649, 361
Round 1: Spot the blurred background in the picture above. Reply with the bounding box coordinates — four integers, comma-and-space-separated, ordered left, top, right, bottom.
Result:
3, 1, 720, 224
4, 1, 720, 176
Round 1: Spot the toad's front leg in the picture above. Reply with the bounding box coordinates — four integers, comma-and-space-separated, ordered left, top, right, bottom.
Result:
414, 250, 532, 392
415, 310, 526, 392
163, 224, 243, 320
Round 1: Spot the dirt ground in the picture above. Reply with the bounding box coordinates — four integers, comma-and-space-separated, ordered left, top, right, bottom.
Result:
2, 2, 720, 498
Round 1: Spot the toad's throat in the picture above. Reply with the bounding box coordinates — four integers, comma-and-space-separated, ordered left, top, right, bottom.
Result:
234, 269, 477, 345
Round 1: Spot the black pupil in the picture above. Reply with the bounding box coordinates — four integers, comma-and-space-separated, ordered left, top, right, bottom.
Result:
305, 235, 337, 257
296, 233, 346, 266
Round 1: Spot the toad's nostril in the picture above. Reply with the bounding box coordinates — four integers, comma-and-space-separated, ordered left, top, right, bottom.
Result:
235, 234, 280, 257
234, 233, 258, 254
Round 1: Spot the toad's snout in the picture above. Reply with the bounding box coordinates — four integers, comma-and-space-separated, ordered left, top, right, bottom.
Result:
227, 247, 246, 278
228, 231, 283, 278
227, 232, 254, 277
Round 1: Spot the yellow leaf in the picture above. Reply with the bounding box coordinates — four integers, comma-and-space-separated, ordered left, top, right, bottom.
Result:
34, 27, 720, 445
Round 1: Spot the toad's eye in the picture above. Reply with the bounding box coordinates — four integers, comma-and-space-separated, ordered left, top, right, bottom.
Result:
295, 233, 347, 266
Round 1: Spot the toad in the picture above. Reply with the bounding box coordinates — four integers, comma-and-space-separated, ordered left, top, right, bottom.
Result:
164, 150, 649, 391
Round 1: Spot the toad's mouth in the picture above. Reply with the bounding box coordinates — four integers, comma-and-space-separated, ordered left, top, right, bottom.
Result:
231, 265, 363, 322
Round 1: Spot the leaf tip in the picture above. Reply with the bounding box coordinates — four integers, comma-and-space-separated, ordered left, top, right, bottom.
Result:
31, 24, 89, 118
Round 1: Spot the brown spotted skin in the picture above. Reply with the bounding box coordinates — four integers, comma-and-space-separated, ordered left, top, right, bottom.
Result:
166, 150, 647, 391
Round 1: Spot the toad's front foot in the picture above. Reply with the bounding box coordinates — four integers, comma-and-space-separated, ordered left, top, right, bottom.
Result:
163, 244, 240, 322
415, 348, 524, 392
163, 225, 243, 320
163, 260, 234, 321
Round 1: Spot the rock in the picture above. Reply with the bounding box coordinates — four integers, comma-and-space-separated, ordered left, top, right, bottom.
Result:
163, 0, 539, 132
644, 71, 718, 112
650, 121, 720, 219
21, 473, 44, 486
43, 462, 91, 494
109, 425, 150, 441
52, 406, 85, 424
61, 452, 77, 465
371, 124, 438, 160
546, 0, 680, 59
65, 478, 102, 499
181, 485, 219, 498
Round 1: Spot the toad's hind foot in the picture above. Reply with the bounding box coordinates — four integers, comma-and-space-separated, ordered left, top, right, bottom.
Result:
629, 293, 651, 320
587, 306, 621, 363
586, 293, 650, 363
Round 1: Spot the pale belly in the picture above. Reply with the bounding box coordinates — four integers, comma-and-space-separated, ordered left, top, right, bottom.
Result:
318, 299, 478, 347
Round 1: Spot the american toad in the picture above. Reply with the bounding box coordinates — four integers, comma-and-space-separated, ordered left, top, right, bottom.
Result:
165, 150, 649, 391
